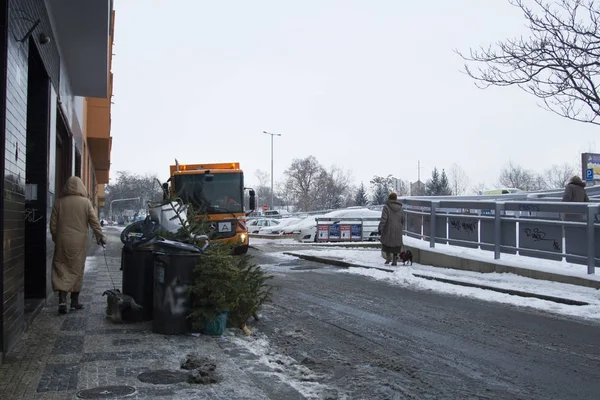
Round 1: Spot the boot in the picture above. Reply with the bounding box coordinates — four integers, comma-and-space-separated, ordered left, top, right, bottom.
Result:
58, 291, 67, 314
70, 292, 85, 310
384, 253, 391, 265
391, 254, 398, 266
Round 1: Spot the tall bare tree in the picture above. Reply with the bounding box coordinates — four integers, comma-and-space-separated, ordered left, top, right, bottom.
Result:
449, 163, 470, 195
545, 162, 577, 188
313, 166, 352, 210
283, 156, 323, 211
253, 169, 272, 208
458, 0, 600, 125
497, 161, 538, 190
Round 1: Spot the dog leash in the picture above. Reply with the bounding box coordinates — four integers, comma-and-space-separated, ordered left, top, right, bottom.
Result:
102, 245, 118, 291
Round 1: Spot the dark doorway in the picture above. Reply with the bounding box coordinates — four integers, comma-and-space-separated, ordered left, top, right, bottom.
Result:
24, 39, 50, 300
0, 0, 9, 359
74, 149, 81, 178
55, 114, 72, 195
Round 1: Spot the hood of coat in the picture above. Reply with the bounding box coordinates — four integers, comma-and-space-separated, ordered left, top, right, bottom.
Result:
569, 175, 586, 188
62, 176, 88, 198
386, 200, 403, 213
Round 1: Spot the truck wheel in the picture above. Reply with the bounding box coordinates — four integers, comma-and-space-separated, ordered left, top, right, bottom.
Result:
233, 245, 249, 255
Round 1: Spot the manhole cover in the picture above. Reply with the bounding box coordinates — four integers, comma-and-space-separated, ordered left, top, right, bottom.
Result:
137, 370, 189, 384
77, 385, 135, 399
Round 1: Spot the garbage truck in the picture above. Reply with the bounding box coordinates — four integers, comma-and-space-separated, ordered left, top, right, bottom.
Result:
162, 161, 256, 254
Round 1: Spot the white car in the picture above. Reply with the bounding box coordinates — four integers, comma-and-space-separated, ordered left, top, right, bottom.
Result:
284, 208, 383, 242
264, 209, 291, 219
247, 218, 281, 234
258, 217, 302, 235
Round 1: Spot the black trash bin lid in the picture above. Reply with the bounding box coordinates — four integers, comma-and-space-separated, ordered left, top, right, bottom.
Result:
131, 235, 162, 250
153, 239, 203, 253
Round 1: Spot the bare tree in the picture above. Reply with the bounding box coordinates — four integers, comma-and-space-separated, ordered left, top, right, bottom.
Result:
283, 156, 324, 211
472, 182, 489, 195
314, 166, 352, 210
254, 169, 270, 187
497, 161, 538, 190
545, 162, 577, 188
458, 0, 600, 125
252, 169, 272, 208
530, 173, 550, 191
105, 171, 163, 218
391, 177, 410, 196
449, 163, 470, 195
276, 180, 296, 212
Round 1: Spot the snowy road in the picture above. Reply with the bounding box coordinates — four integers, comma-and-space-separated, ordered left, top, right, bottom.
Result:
239, 245, 600, 399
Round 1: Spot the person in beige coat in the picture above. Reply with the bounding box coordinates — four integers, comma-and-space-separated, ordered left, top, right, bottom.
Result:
50, 176, 106, 314
378, 192, 405, 266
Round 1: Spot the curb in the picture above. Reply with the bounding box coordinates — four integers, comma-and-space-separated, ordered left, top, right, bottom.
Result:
249, 234, 381, 248
283, 252, 590, 306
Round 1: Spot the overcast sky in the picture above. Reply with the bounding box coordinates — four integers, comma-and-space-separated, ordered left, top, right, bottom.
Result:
110, 0, 598, 192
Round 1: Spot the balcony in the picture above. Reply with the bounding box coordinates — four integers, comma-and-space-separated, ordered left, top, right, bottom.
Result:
46, 0, 112, 98
86, 97, 111, 184
97, 185, 106, 208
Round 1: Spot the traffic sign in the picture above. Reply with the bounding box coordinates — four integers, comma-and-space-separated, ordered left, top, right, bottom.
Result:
586, 168, 594, 182
262, 204, 268, 211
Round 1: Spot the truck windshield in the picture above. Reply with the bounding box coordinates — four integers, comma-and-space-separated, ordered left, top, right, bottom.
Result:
173, 172, 244, 214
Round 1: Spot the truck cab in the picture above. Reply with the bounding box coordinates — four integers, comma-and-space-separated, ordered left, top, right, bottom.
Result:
164, 162, 256, 254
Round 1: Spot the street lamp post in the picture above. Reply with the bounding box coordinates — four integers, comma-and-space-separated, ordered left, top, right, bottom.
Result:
263, 131, 281, 211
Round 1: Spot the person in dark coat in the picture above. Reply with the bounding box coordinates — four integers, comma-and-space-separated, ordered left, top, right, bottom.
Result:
378, 192, 405, 266
562, 175, 589, 221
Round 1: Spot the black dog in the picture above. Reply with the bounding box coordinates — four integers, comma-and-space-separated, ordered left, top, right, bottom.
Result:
102, 289, 144, 323
399, 250, 413, 266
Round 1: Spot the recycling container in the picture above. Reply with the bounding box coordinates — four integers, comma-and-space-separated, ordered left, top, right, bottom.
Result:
152, 240, 203, 335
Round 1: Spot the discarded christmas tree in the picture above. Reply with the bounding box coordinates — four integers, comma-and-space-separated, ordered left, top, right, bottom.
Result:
227, 252, 274, 335
187, 241, 274, 335
155, 195, 275, 335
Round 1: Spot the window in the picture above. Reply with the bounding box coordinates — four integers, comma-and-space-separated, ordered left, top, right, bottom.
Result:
173, 172, 244, 214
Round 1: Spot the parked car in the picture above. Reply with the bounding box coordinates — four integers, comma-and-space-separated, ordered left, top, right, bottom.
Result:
258, 217, 302, 235
247, 218, 281, 234
284, 208, 382, 242
264, 210, 290, 219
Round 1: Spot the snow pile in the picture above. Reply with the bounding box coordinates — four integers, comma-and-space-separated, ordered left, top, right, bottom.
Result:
230, 333, 332, 399
250, 238, 304, 246
345, 266, 600, 320
403, 236, 600, 279
285, 247, 600, 320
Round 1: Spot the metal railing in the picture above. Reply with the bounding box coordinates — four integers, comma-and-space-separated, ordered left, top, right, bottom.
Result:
399, 198, 600, 275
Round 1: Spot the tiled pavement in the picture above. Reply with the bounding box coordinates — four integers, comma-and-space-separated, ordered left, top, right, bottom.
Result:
0, 231, 300, 400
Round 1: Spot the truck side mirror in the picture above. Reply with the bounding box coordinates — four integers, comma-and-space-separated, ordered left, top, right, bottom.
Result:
249, 189, 256, 210
162, 183, 169, 200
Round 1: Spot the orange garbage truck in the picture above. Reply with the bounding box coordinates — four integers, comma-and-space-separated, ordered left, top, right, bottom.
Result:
162, 161, 256, 254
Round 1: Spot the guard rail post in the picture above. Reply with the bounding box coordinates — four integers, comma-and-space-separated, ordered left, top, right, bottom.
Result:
494, 202, 504, 260
430, 201, 439, 248
587, 204, 598, 274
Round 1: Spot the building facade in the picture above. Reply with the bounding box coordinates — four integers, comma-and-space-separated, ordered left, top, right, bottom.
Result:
0, 0, 113, 362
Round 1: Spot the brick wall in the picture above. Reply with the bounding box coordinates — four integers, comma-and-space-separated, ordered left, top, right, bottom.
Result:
2, 0, 60, 355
